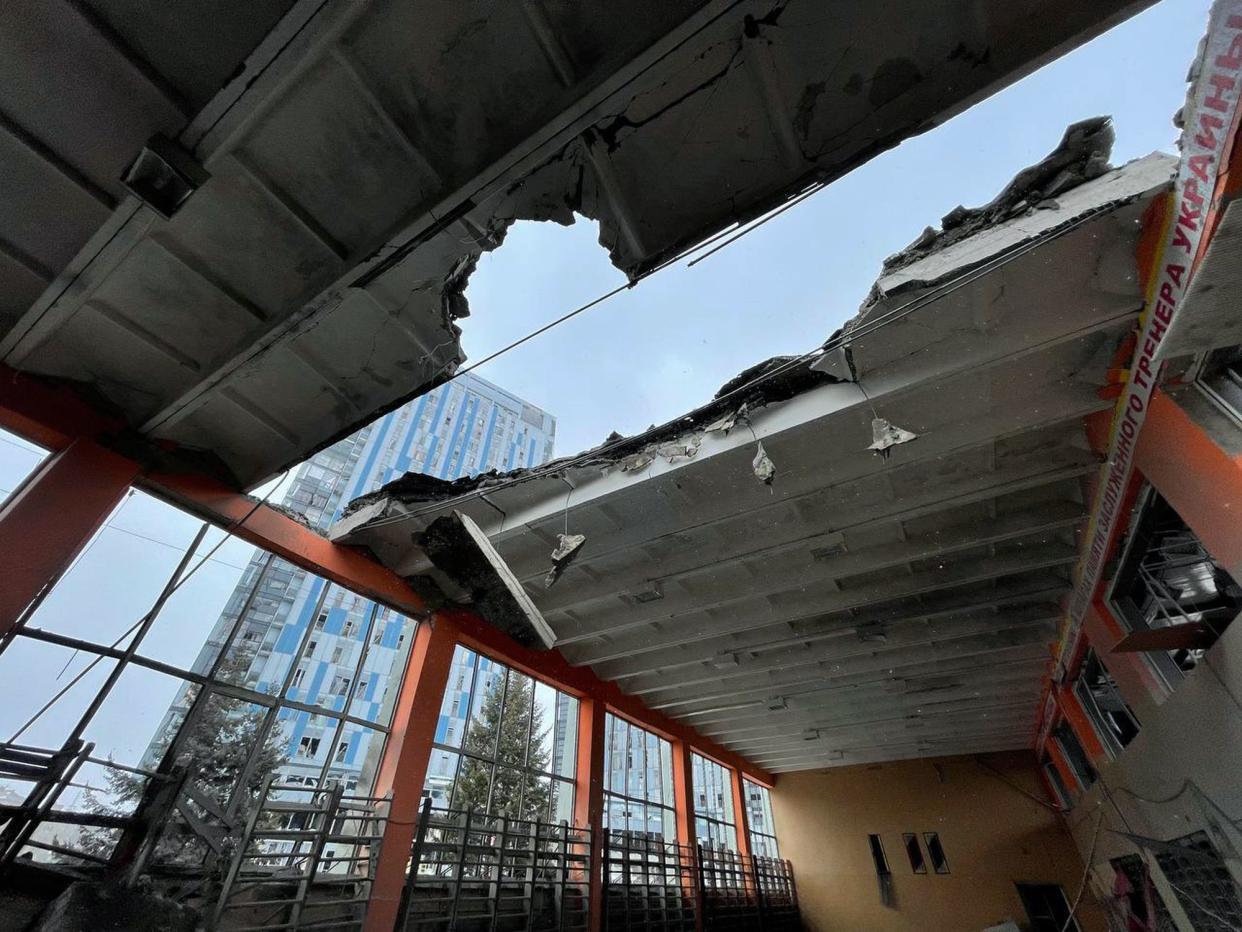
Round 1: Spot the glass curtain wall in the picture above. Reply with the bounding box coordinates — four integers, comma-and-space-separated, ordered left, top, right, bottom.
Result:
0, 486, 417, 866
602, 713, 676, 842
423, 645, 579, 823
742, 779, 780, 857
692, 753, 738, 851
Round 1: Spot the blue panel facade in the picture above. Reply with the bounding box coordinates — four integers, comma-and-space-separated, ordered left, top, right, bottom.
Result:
147, 373, 556, 792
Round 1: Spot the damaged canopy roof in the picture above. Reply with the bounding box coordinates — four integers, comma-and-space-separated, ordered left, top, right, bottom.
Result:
333, 139, 1174, 771
0, 0, 1153, 487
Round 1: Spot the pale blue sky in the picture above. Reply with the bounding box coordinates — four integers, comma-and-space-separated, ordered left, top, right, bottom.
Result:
0, 0, 1215, 789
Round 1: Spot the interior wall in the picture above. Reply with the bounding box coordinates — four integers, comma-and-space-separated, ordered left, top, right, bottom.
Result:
1066, 598, 1242, 910
770, 750, 1105, 932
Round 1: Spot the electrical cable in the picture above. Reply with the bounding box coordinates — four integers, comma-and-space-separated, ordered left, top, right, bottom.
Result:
973, 757, 1061, 813
359, 199, 1122, 532
5, 473, 288, 743
1060, 808, 1104, 932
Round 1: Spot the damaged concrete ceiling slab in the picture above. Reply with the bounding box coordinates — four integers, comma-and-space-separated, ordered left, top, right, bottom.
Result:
333, 148, 1175, 771
1, 0, 1154, 488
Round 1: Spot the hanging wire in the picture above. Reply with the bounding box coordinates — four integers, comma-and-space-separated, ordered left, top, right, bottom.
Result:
5, 471, 289, 743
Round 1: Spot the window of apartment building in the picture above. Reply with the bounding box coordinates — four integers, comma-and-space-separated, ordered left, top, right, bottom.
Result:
423, 645, 579, 823
1109, 488, 1242, 691
603, 713, 676, 843
742, 779, 780, 857
1072, 649, 1140, 758
692, 753, 738, 851
298, 737, 321, 758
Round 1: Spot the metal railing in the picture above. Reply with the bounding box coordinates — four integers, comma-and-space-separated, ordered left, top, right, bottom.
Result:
211, 775, 390, 931
602, 831, 697, 932
398, 802, 591, 931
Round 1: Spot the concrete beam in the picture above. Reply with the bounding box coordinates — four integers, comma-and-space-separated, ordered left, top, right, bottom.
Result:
566, 544, 1075, 665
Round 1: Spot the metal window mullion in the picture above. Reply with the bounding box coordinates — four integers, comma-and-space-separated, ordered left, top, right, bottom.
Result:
15, 626, 385, 733
447, 651, 481, 810
484, 670, 510, 816
66, 523, 209, 747
517, 674, 537, 820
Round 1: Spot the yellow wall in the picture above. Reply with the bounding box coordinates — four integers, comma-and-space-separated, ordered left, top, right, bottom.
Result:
770, 750, 1106, 932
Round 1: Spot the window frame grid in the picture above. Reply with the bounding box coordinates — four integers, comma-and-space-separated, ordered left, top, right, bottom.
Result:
602, 712, 677, 843
692, 751, 739, 852
429, 646, 578, 824
742, 777, 780, 858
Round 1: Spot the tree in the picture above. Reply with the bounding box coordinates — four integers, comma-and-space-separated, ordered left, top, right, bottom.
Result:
74, 652, 288, 866
453, 674, 552, 821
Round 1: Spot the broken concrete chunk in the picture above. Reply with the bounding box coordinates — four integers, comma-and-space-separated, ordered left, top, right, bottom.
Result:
544, 533, 587, 589
881, 116, 1115, 274
655, 435, 701, 462
417, 510, 556, 649
618, 451, 655, 472
752, 441, 776, 485
810, 344, 855, 381
868, 418, 918, 458
703, 403, 749, 436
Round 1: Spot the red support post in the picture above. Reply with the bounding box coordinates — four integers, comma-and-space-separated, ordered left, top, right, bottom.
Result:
364, 617, 458, 932
574, 696, 606, 932
729, 768, 752, 860
1135, 388, 1242, 578
0, 438, 139, 637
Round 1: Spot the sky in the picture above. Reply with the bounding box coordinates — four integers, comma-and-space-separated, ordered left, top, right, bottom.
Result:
0, 0, 1216, 801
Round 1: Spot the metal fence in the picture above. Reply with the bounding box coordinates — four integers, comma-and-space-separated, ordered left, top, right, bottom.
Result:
211, 775, 390, 931
398, 803, 591, 932
602, 831, 697, 932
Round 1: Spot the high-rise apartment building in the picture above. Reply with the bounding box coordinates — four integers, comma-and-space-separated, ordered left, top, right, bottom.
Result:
145, 373, 556, 792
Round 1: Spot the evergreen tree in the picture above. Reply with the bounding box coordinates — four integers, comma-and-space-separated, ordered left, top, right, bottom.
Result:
74, 652, 288, 864
454, 674, 552, 821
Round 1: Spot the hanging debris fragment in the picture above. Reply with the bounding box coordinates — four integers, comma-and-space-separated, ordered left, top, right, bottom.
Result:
752, 441, 776, 485
703, 402, 750, 436
544, 533, 587, 589
868, 418, 918, 459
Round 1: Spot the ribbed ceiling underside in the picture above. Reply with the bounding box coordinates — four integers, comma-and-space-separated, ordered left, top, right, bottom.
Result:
334, 155, 1173, 771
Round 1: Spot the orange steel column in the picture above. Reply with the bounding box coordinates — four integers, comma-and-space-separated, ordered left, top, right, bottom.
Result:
574, 696, 606, 932
729, 768, 753, 859
0, 438, 139, 637
364, 616, 458, 932
1135, 388, 1242, 576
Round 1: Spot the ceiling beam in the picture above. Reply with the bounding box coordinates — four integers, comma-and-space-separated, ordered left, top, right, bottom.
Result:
651, 642, 1051, 715
565, 544, 1075, 664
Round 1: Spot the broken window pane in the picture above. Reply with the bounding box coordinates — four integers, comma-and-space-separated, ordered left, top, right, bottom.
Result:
1110, 488, 1242, 690
1073, 648, 1140, 758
